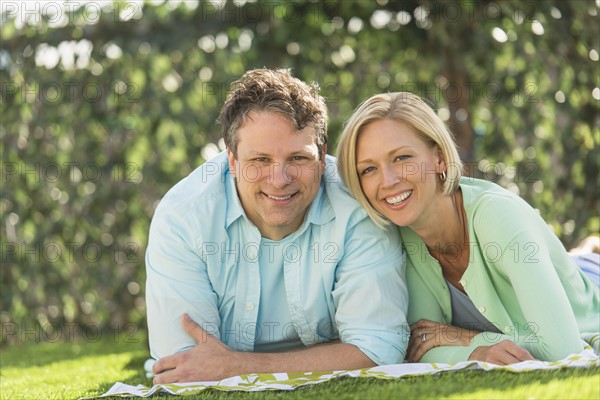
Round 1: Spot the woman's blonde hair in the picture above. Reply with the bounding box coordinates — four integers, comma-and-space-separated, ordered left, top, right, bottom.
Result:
336, 92, 463, 228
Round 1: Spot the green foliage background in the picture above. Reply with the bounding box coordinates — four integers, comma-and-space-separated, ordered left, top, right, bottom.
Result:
1, 0, 598, 344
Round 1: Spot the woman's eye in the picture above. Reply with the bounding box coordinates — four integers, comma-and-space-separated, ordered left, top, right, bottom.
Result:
394, 155, 410, 162
360, 167, 375, 176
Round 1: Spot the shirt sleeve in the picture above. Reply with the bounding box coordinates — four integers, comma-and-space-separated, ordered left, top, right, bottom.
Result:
332, 216, 409, 365
408, 192, 586, 363
471, 194, 584, 360
405, 259, 490, 363
145, 205, 221, 360
406, 258, 574, 364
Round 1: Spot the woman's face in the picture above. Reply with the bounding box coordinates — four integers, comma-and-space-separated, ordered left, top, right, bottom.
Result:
356, 118, 444, 228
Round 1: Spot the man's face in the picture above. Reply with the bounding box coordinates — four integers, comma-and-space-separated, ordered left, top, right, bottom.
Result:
227, 110, 325, 240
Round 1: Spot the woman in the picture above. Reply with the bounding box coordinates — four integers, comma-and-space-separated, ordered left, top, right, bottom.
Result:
336, 92, 599, 364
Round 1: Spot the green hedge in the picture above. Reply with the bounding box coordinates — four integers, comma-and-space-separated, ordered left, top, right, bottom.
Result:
1, 0, 598, 344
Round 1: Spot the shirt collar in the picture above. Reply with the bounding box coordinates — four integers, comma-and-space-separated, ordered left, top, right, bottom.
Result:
225, 168, 246, 229
303, 179, 334, 226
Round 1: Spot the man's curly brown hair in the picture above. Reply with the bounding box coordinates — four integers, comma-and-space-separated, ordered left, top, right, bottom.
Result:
218, 68, 328, 158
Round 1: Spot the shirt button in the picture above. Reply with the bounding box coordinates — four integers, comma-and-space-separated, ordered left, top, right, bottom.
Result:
478, 306, 486, 313
246, 303, 254, 311
504, 326, 511, 333
459, 280, 466, 286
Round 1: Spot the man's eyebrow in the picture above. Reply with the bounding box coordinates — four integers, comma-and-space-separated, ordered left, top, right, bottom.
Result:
246, 151, 270, 156
245, 150, 316, 157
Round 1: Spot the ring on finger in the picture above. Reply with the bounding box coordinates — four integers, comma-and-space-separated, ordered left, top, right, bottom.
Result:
420, 332, 427, 342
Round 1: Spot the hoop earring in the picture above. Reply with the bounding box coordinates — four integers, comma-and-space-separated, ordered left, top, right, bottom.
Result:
440, 171, 447, 182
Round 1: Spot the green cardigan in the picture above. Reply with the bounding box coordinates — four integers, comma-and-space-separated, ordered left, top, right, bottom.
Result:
401, 177, 599, 363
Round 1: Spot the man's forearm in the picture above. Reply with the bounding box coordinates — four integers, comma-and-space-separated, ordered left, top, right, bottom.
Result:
230, 342, 375, 377
152, 315, 377, 383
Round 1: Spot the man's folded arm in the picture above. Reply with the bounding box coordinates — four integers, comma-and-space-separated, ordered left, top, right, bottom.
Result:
333, 216, 410, 365
145, 206, 221, 359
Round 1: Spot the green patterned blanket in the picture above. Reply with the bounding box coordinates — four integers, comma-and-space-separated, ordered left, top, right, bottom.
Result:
88, 334, 599, 398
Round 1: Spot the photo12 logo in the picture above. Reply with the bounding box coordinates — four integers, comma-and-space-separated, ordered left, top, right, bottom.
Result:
1, 321, 141, 344
1, 162, 143, 184
1, 1, 143, 25
2, 240, 141, 265
1, 81, 140, 104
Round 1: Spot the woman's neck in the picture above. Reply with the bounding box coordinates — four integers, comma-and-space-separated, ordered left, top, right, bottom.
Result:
410, 190, 470, 272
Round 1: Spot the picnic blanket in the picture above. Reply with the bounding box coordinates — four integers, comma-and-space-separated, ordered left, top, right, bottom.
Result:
89, 334, 600, 398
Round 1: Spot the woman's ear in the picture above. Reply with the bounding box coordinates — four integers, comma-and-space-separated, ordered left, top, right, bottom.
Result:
435, 147, 446, 174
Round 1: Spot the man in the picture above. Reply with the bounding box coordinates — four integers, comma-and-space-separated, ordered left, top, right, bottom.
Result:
146, 69, 408, 383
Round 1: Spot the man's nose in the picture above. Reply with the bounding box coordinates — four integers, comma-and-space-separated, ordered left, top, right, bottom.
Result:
268, 162, 296, 187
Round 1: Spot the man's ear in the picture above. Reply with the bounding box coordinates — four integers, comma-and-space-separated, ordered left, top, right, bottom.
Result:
321, 144, 327, 170
227, 148, 237, 178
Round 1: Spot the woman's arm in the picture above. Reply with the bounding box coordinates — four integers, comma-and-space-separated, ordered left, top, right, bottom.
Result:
404, 190, 587, 363
471, 194, 585, 360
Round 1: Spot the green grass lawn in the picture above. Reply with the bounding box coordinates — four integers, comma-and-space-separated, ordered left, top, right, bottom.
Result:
1, 337, 599, 400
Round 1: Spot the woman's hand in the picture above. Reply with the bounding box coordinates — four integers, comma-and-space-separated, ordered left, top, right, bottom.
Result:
407, 319, 479, 362
469, 340, 535, 365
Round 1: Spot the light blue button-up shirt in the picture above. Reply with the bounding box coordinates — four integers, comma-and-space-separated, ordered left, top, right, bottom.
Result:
146, 152, 409, 365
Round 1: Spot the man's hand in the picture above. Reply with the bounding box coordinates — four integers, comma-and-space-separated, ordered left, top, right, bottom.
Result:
152, 314, 238, 383
152, 314, 377, 384
469, 340, 535, 365
407, 319, 478, 362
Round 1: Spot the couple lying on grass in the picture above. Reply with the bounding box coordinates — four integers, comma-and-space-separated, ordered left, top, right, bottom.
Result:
145, 69, 599, 384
